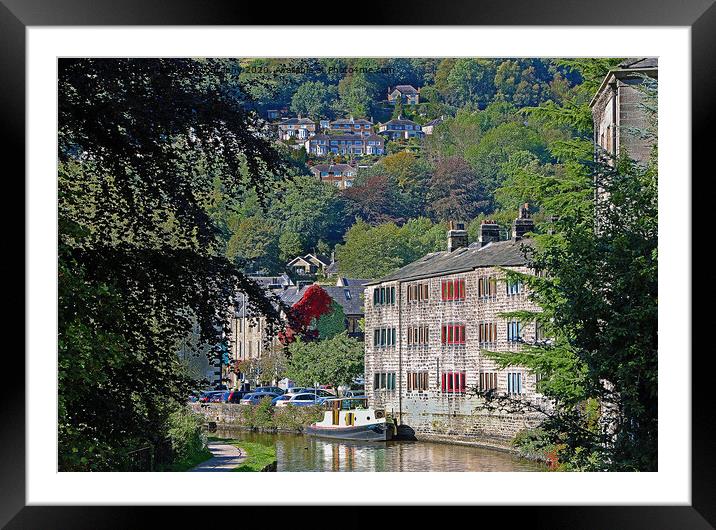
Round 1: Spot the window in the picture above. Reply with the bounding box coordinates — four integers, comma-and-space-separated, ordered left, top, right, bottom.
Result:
441, 371, 466, 394
407, 325, 429, 346
374, 371, 396, 391
535, 320, 546, 342
478, 322, 497, 344
507, 321, 522, 342
407, 283, 429, 303
441, 324, 466, 345
373, 285, 396, 306
477, 277, 497, 298
407, 372, 429, 392
479, 372, 498, 392
507, 372, 524, 394
441, 278, 466, 301
373, 327, 396, 348
507, 279, 523, 296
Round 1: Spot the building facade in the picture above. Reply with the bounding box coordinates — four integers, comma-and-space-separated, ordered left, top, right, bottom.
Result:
377, 117, 424, 140
364, 211, 548, 446
590, 58, 657, 165
329, 117, 374, 136
387, 85, 420, 105
310, 164, 358, 189
276, 117, 317, 141
305, 134, 384, 157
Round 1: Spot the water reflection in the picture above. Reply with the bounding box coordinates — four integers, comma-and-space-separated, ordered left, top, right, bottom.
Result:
213, 429, 545, 472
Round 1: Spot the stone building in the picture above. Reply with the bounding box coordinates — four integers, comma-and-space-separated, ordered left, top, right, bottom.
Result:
590, 58, 657, 165
364, 209, 549, 446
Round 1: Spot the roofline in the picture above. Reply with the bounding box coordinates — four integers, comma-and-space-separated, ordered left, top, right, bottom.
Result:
363, 263, 528, 287
589, 66, 658, 108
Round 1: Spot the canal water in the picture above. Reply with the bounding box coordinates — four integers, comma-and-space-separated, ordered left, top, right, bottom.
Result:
212, 428, 545, 472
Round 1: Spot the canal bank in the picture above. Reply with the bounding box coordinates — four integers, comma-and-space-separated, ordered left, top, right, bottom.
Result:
193, 403, 545, 463
209, 427, 546, 472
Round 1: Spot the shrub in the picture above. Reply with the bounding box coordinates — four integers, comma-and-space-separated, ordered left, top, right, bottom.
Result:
253, 397, 275, 429
165, 408, 210, 470
273, 405, 324, 431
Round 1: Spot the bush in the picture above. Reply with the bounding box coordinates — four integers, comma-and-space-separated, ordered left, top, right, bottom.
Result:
164, 408, 211, 471
273, 405, 324, 432
253, 397, 275, 429
512, 427, 561, 469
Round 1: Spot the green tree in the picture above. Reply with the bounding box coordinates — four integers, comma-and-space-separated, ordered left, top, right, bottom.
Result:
445, 59, 497, 108
290, 81, 338, 119
483, 61, 657, 471
338, 74, 381, 117
314, 300, 347, 340
226, 216, 280, 273
335, 218, 446, 279
427, 156, 486, 221
278, 230, 304, 263
58, 58, 286, 470
286, 333, 364, 390
269, 175, 347, 250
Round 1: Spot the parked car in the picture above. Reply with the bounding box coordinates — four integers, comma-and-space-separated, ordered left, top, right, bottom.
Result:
240, 392, 279, 405
283, 387, 309, 396
276, 392, 323, 407
199, 390, 224, 403
226, 390, 247, 404
272, 394, 293, 406
301, 388, 335, 398
252, 386, 284, 395
342, 389, 364, 398
209, 392, 225, 403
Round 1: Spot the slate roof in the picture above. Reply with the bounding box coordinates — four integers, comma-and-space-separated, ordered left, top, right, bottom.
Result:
618, 57, 658, 70
277, 117, 315, 126
392, 85, 419, 95
320, 285, 366, 316
366, 239, 533, 285
336, 277, 372, 287
331, 118, 373, 125
274, 284, 365, 316
310, 164, 356, 175
276, 285, 308, 307
425, 116, 445, 127
381, 118, 421, 127
325, 261, 339, 275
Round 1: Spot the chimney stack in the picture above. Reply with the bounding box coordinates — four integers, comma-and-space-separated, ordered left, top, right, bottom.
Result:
447, 221, 468, 252
479, 220, 501, 247
513, 203, 535, 240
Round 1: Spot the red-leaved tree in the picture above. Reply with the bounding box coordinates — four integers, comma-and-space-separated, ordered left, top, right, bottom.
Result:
280, 285, 333, 345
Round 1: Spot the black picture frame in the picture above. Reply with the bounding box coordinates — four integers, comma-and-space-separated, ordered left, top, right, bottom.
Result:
5, 0, 712, 527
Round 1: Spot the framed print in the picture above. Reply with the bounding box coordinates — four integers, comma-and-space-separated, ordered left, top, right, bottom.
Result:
5, 0, 713, 527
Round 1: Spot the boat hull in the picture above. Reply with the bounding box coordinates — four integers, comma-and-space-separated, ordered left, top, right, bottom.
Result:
305, 422, 393, 442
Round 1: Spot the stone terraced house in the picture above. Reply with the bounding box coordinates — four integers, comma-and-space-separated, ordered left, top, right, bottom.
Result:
364, 207, 550, 447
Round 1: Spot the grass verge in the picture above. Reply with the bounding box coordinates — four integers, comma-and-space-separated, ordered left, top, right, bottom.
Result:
207, 437, 277, 472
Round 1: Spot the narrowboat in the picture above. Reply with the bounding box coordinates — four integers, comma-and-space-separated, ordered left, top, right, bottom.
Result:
305, 397, 395, 442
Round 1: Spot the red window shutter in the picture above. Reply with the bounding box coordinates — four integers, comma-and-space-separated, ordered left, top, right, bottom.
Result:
448, 325, 453, 344
460, 373, 465, 392
441, 373, 446, 392
441, 280, 446, 300
441, 325, 446, 343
